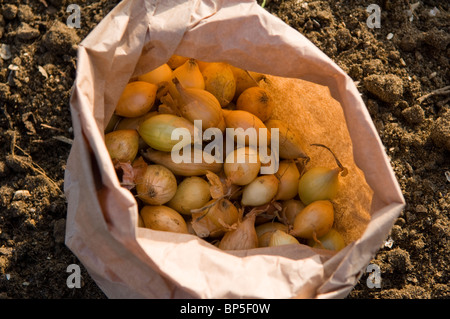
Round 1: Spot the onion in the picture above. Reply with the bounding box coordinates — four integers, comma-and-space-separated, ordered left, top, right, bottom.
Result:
138, 64, 173, 85
264, 119, 308, 160
202, 62, 236, 107
115, 81, 158, 118
137, 113, 196, 152
172, 58, 205, 90
142, 147, 223, 176
307, 228, 346, 251
140, 205, 188, 234
191, 198, 239, 238
255, 222, 288, 247
218, 210, 259, 250
269, 229, 300, 247
274, 160, 300, 201
236, 87, 274, 122
224, 110, 271, 148
135, 164, 178, 205
297, 144, 348, 205
229, 66, 265, 100
291, 200, 334, 239
167, 177, 211, 215
241, 174, 279, 207
167, 55, 189, 69
280, 199, 305, 226
104, 129, 139, 163
224, 147, 261, 186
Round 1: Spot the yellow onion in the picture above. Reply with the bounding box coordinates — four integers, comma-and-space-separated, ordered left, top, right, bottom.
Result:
172, 58, 205, 90
115, 81, 158, 118
269, 229, 300, 247
224, 110, 271, 148
142, 147, 223, 176
167, 176, 211, 215
255, 222, 288, 247
230, 66, 265, 100
167, 55, 189, 69
307, 228, 346, 251
173, 79, 224, 130
218, 210, 259, 250
138, 113, 196, 152
191, 198, 239, 238
135, 164, 178, 205
241, 174, 279, 207
280, 199, 305, 226
196, 60, 212, 72
202, 62, 236, 107
274, 160, 300, 201
140, 205, 188, 234
137, 213, 145, 228
224, 147, 261, 186
104, 129, 139, 163
298, 144, 348, 205
291, 200, 334, 239
138, 64, 173, 85
236, 87, 274, 122
264, 119, 308, 160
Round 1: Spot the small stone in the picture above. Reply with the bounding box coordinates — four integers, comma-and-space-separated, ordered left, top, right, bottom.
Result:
364, 74, 404, 103
2, 4, 18, 20
13, 190, 31, 201
0, 43, 12, 60
16, 22, 40, 40
401, 104, 425, 125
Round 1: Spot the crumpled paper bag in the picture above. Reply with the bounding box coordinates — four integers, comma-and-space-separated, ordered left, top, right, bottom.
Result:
64, 0, 405, 299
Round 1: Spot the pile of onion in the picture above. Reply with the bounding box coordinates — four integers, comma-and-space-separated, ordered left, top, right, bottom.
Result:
104, 54, 350, 253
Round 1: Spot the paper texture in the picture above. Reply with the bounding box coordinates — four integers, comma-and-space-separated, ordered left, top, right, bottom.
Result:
64, 0, 405, 299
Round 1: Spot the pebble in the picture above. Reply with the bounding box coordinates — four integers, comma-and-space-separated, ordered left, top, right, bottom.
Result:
0, 43, 12, 60
13, 190, 31, 201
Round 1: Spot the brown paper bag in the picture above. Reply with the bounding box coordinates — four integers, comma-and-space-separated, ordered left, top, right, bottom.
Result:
64, 0, 405, 299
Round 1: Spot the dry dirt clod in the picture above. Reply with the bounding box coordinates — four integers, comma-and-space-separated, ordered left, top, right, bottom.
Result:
364, 74, 404, 104
41, 20, 80, 55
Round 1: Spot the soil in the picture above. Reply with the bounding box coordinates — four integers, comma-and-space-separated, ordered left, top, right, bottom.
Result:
0, 0, 448, 299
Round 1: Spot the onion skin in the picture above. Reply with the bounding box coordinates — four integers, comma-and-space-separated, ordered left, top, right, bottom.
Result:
218, 211, 258, 250
241, 175, 279, 207
167, 177, 211, 215
140, 205, 188, 234
191, 199, 239, 238
298, 167, 340, 205
105, 129, 140, 163
136, 164, 177, 205
291, 200, 334, 239
115, 81, 158, 118
224, 147, 261, 186
280, 199, 305, 226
